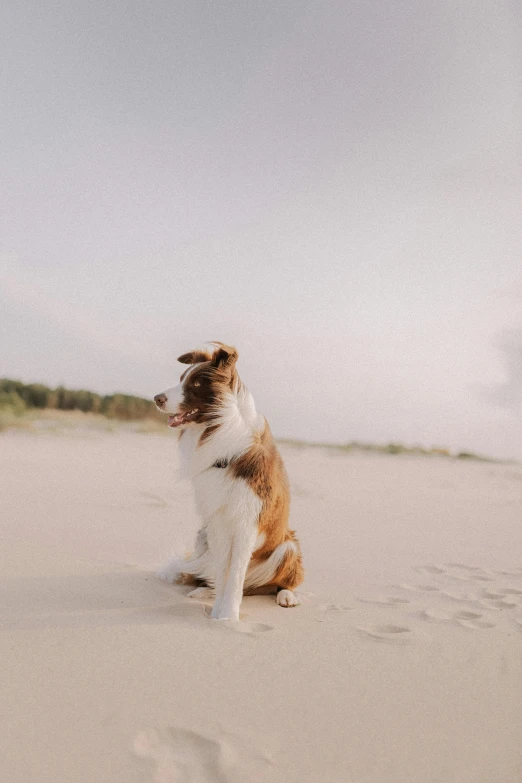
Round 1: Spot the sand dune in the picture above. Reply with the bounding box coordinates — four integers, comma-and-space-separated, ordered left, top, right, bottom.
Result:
1, 430, 521, 782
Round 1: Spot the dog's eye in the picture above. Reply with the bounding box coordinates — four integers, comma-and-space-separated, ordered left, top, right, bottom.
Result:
193, 380, 201, 387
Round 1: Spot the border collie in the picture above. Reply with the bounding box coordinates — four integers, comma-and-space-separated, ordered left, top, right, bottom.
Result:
154, 342, 303, 621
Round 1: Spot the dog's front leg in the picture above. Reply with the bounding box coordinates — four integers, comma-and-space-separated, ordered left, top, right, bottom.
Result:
206, 523, 231, 619
213, 524, 258, 622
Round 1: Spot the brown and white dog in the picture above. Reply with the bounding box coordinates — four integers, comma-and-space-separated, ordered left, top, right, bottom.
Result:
154, 342, 303, 621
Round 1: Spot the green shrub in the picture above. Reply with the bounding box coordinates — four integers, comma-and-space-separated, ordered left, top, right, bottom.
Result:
0, 378, 161, 422
0, 390, 26, 415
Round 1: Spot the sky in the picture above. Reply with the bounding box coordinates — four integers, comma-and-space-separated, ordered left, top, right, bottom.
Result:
1, 1, 521, 459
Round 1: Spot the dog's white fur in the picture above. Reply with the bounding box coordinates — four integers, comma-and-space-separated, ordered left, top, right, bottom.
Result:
156, 362, 299, 620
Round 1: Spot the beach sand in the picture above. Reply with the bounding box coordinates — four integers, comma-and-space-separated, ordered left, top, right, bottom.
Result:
1, 429, 521, 782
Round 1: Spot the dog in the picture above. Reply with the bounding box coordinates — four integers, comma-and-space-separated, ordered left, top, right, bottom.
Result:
154, 342, 303, 621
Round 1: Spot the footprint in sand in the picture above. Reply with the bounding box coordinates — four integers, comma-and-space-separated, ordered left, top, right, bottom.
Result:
134, 728, 226, 783
415, 565, 445, 575
445, 564, 496, 582
481, 595, 519, 610
481, 590, 509, 600
134, 726, 277, 783
395, 583, 440, 593
202, 607, 273, 634
357, 624, 412, 644
418, 608, 495, 629
416, 564, 496, 582
224, 621, 273, 635
314, 603, 352, 621
488, 588, 522, 607
370, 565, 522, 637
495, 568, 522, 577
356, 596, 410, 606
439, 589, 479, 604
454, 611, 495, 629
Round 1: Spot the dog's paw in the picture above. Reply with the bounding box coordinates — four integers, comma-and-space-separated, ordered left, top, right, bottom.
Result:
276, 589, 300, 607
210, 601, 240, 621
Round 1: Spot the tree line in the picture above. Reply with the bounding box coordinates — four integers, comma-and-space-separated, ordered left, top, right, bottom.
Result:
0, 379, 162, 421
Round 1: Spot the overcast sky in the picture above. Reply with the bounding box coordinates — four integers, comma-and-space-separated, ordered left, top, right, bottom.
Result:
1, 1, 521, 459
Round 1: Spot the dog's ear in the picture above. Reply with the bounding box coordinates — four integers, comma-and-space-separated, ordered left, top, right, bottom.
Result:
210, 342, 238, 368
177, 349, 212, 365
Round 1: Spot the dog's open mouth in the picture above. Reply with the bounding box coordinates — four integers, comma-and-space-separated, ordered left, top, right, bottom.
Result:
167, 409, 199, 428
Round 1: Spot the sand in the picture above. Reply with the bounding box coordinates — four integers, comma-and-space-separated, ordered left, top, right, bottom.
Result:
1, 428, 522, 782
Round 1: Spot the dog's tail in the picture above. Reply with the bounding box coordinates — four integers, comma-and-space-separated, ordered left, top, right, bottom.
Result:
157, 526, 215, 586
244, 532, 304, 592
157, 554, 213, 586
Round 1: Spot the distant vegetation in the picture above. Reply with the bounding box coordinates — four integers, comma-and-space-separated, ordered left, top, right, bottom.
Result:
0, 379, 161, 422
278, 439, 496, 463
0, 379, 501, 461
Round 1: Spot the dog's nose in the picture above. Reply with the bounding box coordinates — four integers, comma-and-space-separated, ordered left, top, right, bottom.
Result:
154, 393, 167, 406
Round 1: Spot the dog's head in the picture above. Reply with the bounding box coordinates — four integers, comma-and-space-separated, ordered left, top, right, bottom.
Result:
154, 342, 239, 429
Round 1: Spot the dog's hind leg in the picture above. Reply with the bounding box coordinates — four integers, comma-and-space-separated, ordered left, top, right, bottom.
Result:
244, 537, 303, 607
274, 544, 302, 607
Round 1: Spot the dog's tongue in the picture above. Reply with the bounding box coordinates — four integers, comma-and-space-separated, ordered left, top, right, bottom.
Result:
167, 413, 185, 428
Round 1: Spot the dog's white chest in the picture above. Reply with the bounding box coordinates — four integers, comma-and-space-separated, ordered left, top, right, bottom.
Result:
192, 467, 234, 521
175, 415, 262, 528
